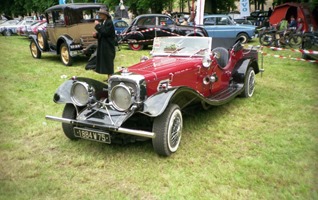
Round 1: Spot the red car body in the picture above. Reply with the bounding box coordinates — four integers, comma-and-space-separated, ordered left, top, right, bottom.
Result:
46, 36, 260, 157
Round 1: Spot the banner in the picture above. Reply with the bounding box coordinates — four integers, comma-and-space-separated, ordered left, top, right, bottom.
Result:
195, 0, 205, 25
240, 0, 250, 17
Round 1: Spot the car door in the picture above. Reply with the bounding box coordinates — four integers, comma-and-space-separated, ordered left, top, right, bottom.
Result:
131, 16, 156, 40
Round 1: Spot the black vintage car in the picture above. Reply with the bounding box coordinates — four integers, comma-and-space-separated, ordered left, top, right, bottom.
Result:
119, 14, 208, 50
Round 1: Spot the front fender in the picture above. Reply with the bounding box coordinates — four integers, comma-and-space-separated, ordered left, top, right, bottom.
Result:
29, 35, 42, 52
57, 35, 74, 54
53, 77, 108, 104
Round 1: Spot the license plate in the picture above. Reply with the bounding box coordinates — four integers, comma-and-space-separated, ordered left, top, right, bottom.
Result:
74, 127, 111, 144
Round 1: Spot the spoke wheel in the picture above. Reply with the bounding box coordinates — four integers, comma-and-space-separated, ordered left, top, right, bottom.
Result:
240, 67, 256, 98
152, 104, 183, 156
30, 40, 41, 59
259, 33, 274, 46
288, 35, 302, 48
129, 43, 144, 51
60, 43, 73, 66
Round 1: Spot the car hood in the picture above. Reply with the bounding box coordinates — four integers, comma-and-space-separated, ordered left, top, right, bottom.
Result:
126, 56, 202, 80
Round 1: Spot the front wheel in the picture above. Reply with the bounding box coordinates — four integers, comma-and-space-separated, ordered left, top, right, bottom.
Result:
129, 43, 144, 51
240, 67, 256, 98
4, 29, 12, 36
152, 104, 183, 156
60, 43, 73, 66
30, 40, 41, 59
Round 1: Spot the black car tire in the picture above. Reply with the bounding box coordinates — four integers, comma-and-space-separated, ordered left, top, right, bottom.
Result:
129, 43, 144, 51
237, 33, 249, 43
62, 104, 78, 140
4, 29, 12, 36
152, 104, 183, 157
240, 67, 255, 98
37, 31, 48, 51
60, 43, 73, 66
30, 40, 41, 59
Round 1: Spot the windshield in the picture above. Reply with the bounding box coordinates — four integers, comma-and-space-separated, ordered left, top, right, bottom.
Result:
151, 36, 212, 57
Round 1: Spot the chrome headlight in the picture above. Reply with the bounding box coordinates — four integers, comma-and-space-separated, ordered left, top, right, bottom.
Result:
202, 55, 212, 68
110, 83, 134, 111
70, 82, 94, 106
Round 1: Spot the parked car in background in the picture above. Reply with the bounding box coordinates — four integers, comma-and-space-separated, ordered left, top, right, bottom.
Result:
203, 14, 256, 44
119, 14, 208, 50
29, 3, 107, 66
0, 19, 20, 36
113, 19, 128, 34
46, 36, 261, 156
17, 20, 46, 36
29, 21, 47, 36
302, 31, 318, 60
1, 19, 37, 36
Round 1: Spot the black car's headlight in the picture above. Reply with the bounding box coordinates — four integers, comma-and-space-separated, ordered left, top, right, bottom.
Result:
110, 83, 134, 111
70, 82, 94, 106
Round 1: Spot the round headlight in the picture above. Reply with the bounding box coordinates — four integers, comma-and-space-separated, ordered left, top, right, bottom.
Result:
110, 84, 133, 111
202, 56, 212, 68
70, 82, 92, 106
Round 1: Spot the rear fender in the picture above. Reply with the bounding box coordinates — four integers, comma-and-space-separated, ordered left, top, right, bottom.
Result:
232, 58, 259, 83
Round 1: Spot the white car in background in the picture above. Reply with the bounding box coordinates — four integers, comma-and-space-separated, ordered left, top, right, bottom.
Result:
0, 19, 36, 36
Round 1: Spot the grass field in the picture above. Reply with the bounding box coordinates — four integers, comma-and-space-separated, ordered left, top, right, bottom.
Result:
0, 36, 317, 199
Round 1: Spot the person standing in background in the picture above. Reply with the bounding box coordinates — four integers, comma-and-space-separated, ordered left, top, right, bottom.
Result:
93, 8, 116, 82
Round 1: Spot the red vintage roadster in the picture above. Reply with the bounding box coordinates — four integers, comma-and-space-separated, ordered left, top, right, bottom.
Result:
46, 36, 261, 156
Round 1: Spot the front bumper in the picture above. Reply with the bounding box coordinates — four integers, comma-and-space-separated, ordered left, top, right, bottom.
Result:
45, 115, 156, 139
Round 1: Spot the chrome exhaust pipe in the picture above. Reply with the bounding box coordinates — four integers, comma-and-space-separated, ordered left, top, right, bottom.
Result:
45, 115, 156, 139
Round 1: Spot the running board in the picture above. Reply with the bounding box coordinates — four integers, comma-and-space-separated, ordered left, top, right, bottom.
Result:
206, 84, 244, 105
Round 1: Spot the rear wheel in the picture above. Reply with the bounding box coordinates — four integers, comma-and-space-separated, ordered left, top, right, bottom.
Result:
237, 33, 249, 43
152, 104, 183, 156
60, 43, 73, 66
129, 43, 144, 51
288, 34, 302, 48
37, 31, 48, 50
240, 67, 256, 98
30, 40, 41, 59
62, 104, 78, 140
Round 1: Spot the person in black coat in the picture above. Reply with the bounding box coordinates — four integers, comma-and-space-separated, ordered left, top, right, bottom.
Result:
93, 8, 116, 81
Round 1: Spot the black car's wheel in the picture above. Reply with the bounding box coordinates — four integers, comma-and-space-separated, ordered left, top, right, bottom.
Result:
152, 104, 183, 156
240, 67, 256, 98
237, 33, 249, 43
60, 43, 73, 66
4, 29, 12, 36
37, 31, 48, 50
30, 40, 41, 59
62, 104, 78, 140
259, 33, 274, 46
129, 43, 144, 51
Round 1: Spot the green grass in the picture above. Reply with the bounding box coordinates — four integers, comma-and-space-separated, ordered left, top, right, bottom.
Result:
0, 36, 317, 199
